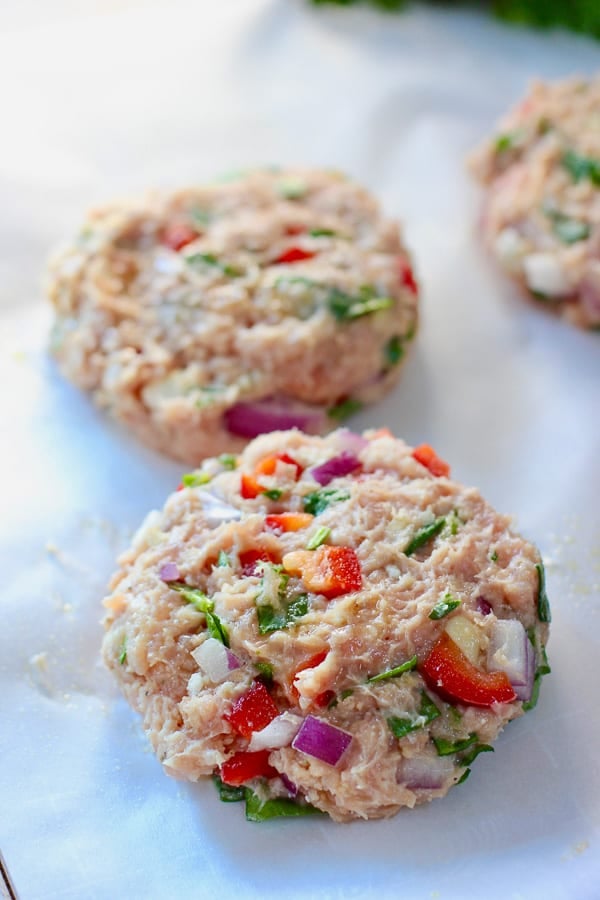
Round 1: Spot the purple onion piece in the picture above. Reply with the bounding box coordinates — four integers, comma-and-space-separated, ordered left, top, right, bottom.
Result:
334, 428, 368, 455
224, 397, 326, 439
280, 773, 298, 797
400, 755, 454, 790
513, 639, 536, 701
226, 649, 241, 671
476, 596, 493, 616
159, 562, 180, 583
310, 451, 362, 486
292, 715, 352, 767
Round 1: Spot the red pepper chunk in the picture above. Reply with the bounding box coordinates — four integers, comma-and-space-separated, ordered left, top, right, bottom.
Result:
239, 548, 279, 576
398, 257, 418, 295
273, 246, 316, 265
225, 681, 279, 738
220, 750, 277, 786
412, 444, 450, 478
420, 632, 516, 708
290, 650, 328, 701
283, 546, 362, 600
240, 473, 263, 500
162, 222, 198, 251
241, 453, 303, 499
265, 512, 314, 533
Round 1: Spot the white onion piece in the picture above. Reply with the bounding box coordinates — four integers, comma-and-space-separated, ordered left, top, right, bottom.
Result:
523, 253, 570, 297
400, 755, 454, 790
248, 713, 303, 752
198, 492, 242, 527
192, 638, 239, 683
488, 619, 533, 700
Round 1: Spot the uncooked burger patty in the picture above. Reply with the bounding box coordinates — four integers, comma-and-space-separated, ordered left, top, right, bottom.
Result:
470, 76, 600, 329
102, 428, 551, 823
46, 169, 419, 463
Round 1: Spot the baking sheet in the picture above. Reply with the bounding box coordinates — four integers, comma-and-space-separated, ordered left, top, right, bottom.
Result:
0, 2, 599, 898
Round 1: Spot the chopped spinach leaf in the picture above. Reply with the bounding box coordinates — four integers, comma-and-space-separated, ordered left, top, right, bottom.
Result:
562, 149, 600, 185
217, 550, 230, 568
459, 743, 494, 767
303, 487, 349, 516
170, 583, 229, 646
368, 655, 418, 683
536, 562, 551, 623
457, 768, 471, 785
245, 790, 323, 821
262, 488, 283, 501
387, 690, 440, 739
429, 592, 461, 620
181, 470, 212, 487
306, 525, 331, 551
328, 398, 363, 421
433, 733, 477, 757
404, 517, 446, 557
213, 775, 245, 803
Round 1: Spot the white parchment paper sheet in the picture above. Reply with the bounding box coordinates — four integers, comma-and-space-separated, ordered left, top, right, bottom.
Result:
0, 2, 598, 898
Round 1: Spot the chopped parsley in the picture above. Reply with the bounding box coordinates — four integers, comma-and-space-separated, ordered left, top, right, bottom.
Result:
170, 583, 230, 646
328, 285, 393, 321
277, 177, 307, 200
494, 129, 525, 154
387, 690, 440, 739
219, 454, 238, 470
262, 488, 283, 501
181, 470, 212, 487
429, 592, 461, 620
118, 639, 127, 665
384, 335, 404, 366
490, 549, 498, 563
562, 149, 600, 185
523, 630, 551, 712
459, 742, 494, 767
543, 202, 591, 244
449, 509, 462, 536
457, 769, 471, 785
328, 398, 363, 421
190, 209, 212, 229
254, 660, 274, 683
368, 655, 418, 683
309, 228, 337, 237
536, 562, 551, 623
213, 775, 245, 803
245, 790, 323, 822
404, 517, 446, 557
306, 525, 331, 551
255, 563, 308, 634
433, 733, 478, 756
185, 252, 240, 278
303, 487, 350, 516
217, 550, 230, 568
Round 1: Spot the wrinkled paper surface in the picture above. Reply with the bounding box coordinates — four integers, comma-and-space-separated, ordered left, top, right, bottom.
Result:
0, 2, 599, 898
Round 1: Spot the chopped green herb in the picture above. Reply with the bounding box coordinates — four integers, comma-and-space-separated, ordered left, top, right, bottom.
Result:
553, 218, 590, 244
219, 454, 238, 470
404, 517, 446, 557
328, 285, 393, 321
309, 228, 337, 237
429, 592, 461, 621
217, 550, 230, 568
256, 563, 309, 634
449, 706, 463, 723
303, 487, 350, 516
368, 655, 418, 683
459, 743, 494, 767
490, 550, 498, 563
213, 775, 245, 802
339, 688, 354, 701
306, 525, 331, 551
433, 733, 477, 757
262, 488, 283, 501
254, 661, 274, 683
387, 690, 440, 739
328, 398, 363, 421
536, 562, 551, 623
449, 509, 462, 536
186, 252, 241, 278
457, 768, 471, 785
494, 129, 525, 154
277, 177, 308, 200
245, 790, 323, 821
190, 209, 212, 229
562, 149, 600, 185
118, 639, 127, 665
170, 583, 230, 646
522, 633, 551, 711
181, 470, 212, 487
384, 335, 404, 366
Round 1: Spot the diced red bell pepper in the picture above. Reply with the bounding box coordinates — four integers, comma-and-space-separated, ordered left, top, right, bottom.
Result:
240, 472, 263, 500
176, 483, 185, 492
282, 546, 362, 600
265, 512, 314, 533
162, 222, 198, 252
412, 444, 450, 478
285, 224, 306, 236
241, 453, 303, 499
220, 749, 277, 786
273, 246, 317, 265
239, 548, 279, 577
398, 257, 418, 295
225, 681, 280, 738
420, 632, 517, 708
314, 690, 336, 708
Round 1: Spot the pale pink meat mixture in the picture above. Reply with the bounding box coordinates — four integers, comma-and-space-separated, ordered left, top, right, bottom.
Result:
46, 169, 418, 464
103, 429, 550, 822
470, 75, 600, 329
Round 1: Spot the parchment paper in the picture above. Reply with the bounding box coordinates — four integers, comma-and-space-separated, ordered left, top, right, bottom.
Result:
0, 2, 599, 898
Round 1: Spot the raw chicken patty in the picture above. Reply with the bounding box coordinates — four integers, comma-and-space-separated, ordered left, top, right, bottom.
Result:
103, 429, 551, 822
46, 169, 419, 464
470, 75, 600, 329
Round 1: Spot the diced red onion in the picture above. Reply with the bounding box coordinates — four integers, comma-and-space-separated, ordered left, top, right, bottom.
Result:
487, 619, 534, 701
192, 638, 239, 683
334, 428, 368, 455
400, 755, 454, 790
476, 596, 493, 616
224, 397, 326, 438
248, 712, 303, 752
280, 773, 298, 797
292, 715, 352, 766
310, 452, 361, 486
159, 562, 180, 583
199, 492, 242, 527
